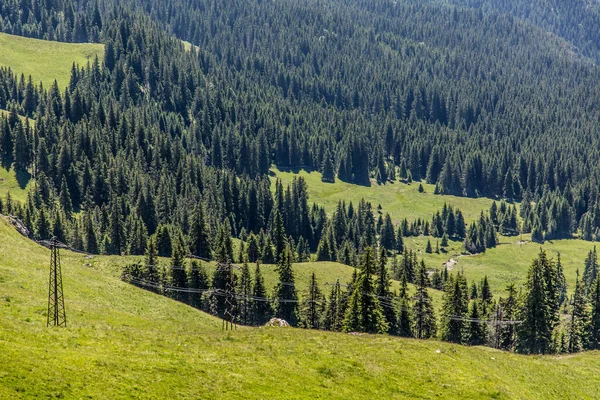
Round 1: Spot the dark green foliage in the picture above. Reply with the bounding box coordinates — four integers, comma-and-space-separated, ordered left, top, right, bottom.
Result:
323, 280, 344, 332
251, 263, 272, 325
342, 247, 388, 334
188, 260, 209, 310
466, 300, 487, 346
376, 247, 396, 330
396, 273, 413, 337
589, 276, 600, 350
189, 205, 211, 259
568, 270, 590, 353
441, 275, 468, 343
583, 247, 598, 294
300, 273, 326, 329
412, 261, 436, 339
273, 244, 298, 325
169, 238, 187, 302
516, 251, 555, 354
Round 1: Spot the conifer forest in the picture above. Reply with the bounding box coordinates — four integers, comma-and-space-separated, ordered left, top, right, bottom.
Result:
3, 1, 600, 397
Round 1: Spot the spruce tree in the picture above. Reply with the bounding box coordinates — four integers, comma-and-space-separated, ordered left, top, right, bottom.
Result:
412, 260, 436, 339
589, 275, 600, 349
144, 236, 159, 286
568, 270, 590, 353
516, 252, 554, 354
396, 272, 413, 337
273, 209, 287, 260
480, 276, 492, 304
189, 205, 212, 259
467, 300, 487, 346
380, 213, 396, 251
376, 246, 396, 329
323, 279, 344, 331
441, 276, 467, 343
170, 238, 188, 302
300, 272, 325, 329
188, 260, 209, 310
252, 263, 272, 325
321, 149, 335, 183
273, 244, 298, 325
583, 247, 598, 294
342, 247, 388, 334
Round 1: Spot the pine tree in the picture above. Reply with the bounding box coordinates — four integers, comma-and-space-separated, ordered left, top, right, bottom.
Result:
380, 213, 396, 251
516, 252, 554, 354
252, 263, 272, 325
300, 272, 325, 329
321, 149, 335, 183
568, 270, 590, 353
273, 244, 298, 325
34, 207, 51, 240
396, 272, 413, 337
170, 237, 188, 302
342, 247, 388, 334
376, 246, 396, 329
556, 253, 567, 307
589, 275, 600, 349
323, 279, 344, 331
467, 300, 487, 346
273, 208, 287, 260
188, 260, 209, 310
412, 260, 436, 339
425, 239, 432, 254
215, 221, 234, 263
144, 236, 159, 286
441, 276, 467, 343
583, 247, 598, 294
480, 276, 492, 304
499, 283, 518, 350
83, 210, 98, 254
396, 227, 404, 253
189, 205, 211, 259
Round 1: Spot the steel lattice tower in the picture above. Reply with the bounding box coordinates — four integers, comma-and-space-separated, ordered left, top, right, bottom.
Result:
222, 262, 237, 331
47, 237, 67, 327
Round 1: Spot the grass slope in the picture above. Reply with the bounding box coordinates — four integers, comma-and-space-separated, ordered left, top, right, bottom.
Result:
0, 32, 104, 89
2, 219, 600, 398
271, 168, 501, 224
456, 234, 597, 297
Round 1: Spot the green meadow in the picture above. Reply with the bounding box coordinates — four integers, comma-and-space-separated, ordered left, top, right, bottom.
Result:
1, 218, 600, 399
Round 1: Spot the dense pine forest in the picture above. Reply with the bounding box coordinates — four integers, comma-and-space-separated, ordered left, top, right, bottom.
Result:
2, 0, 600, 356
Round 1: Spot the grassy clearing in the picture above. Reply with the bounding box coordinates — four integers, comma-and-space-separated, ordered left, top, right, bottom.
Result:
271, 167, 500, 224
1, 218, 600, 398
0, 32, 104, 89
0, 166, 32, 204
455, 234, 597, 298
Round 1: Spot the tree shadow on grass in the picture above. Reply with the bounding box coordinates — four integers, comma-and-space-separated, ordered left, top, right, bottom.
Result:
15, 168, 31, 190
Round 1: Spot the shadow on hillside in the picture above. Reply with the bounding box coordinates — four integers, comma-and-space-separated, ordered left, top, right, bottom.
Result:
15, 168, 31, 189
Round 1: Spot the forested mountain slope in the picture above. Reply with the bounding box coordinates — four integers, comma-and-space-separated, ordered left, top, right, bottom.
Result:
445, 0, 600, 64
2, 0, 600, 360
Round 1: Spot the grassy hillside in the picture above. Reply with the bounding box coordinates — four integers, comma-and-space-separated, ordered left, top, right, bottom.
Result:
271, 168, 500, 224
456, 235, 596, 297
0, 32, 104, 89
270, 168, 595, 300
2, 219, 600, 398
0, 166, 32, 203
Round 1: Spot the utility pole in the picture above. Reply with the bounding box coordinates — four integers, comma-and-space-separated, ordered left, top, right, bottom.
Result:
47, 237, 67, 327
221, 262, 236, 331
